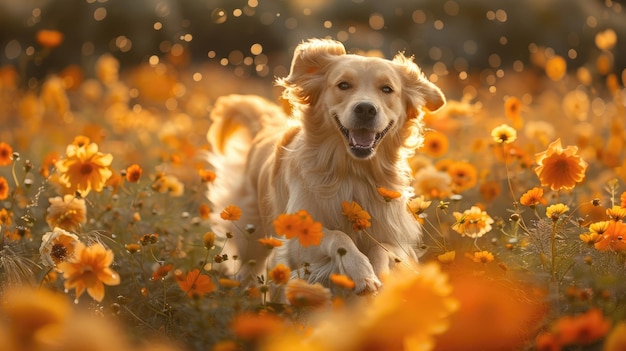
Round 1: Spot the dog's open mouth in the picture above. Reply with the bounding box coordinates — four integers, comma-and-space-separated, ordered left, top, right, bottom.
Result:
334, 116, 393, 158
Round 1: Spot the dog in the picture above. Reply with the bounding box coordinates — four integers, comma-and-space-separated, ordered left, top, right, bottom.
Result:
207, 39, 445, 294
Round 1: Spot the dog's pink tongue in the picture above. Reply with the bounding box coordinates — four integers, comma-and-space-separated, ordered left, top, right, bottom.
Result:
349, 129, 376, 148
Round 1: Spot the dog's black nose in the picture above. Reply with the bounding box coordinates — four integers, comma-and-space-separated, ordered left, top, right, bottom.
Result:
353, 102, 377, 121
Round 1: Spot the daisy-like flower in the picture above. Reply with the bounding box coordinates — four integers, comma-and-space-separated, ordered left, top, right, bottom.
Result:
273, 210, 323, 247
546, 203, 569, 221
268, 263, 291, 285
407, 195, 432, 220
534, 138, 588, 191
55, 142, 113, 196
57, 242, 121, 302
452, 206, 494, 238
39, 227, 80, 267
330, 273, 356, 290
594, 221, 626, 252
420, 131, 449, 158
45, 195, 86, 232
0, 176, 9, 200
377, 187, 401, 202
36, 29, 64, 48
285, 279, 331, 308
341, 201, 372, 231
176, 268, 216, 298
471, 250, 495, 264
491, 124, 517, 144
220, 204, 242, 221
0, 142, 13, 166
519, 187, 548, 207
447, 161, 478, 193
124, 164, 142, 183
606, 206, 626, 221
258, 237, 283, 249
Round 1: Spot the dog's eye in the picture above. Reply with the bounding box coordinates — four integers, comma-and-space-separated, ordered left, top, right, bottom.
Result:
381, 85, 394, 94
337, 82, 351, 90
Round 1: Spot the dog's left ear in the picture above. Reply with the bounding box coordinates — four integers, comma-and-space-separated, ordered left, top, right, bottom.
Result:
393, 53, 446, 113
277, 39, 346, 106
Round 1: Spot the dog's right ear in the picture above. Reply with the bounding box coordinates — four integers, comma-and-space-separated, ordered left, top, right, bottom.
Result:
277, 39, 346, 106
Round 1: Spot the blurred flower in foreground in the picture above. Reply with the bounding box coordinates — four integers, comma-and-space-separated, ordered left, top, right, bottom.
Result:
152, 173, 185, 197
0, 176, 8, 200
452, 206, 494, 238
46, 195, 86, 231
545, 55, 567, 81
330, 273, 355, 290
95, 53, 120, 86
604, 322, 626, 351
491, 124, 517, 144
39, 227, 80, 268
535, 138, 588, 191
535, 308, 610, 350
36, 29, 64, 48
55, 142, 113, 196
231, 312, 286, 343
57, 242, 121, 302
413, 165, 453, 199
0, 142, 13, 165
268, 263, 291, 285
285, 279, 331, 309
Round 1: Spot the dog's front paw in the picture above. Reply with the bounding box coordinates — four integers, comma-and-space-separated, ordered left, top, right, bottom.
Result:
342, 250, 382, 294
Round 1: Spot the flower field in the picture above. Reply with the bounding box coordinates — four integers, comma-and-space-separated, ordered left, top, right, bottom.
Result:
1, 1, 626, 350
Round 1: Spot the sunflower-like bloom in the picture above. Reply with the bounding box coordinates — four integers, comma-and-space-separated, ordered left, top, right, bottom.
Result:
452, 206, 494, 238
534, 138, 588, 191
57, 242, 121, 302
55, 142, 113, 196
39, 227, 80, 268
491, 124, 517, 144
45, 195, 86, 231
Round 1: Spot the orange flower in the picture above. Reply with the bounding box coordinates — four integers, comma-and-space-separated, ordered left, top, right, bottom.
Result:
198, 169, 216, 183
218, 278, 241, 288
537, 308, 611, 349
202, 231, 216, 250
124, 164, 143, 182
39, 151, 60, 178
330, 273, 355, 290
71, 135, 90, 147
594, 221, 626, 252
0, 176, 8, 200
452, 206, 494, 238
55, 142, 113, 196
36, 29, 64, 48
0, 208, 11, 226
258, 237, 283, 249
220, 204, 242, 221
176, 269, 216, 298
447, 161, 478, 193
504, 96, 523, 129
420, 131, 449, 158
479, 180, 501, 202
377, 187, 401, 202
230, 312, 285, 341
268, 263, 291, 284
0, 142, 13, 165
407, 195, 432, 220
151, 263, 174, 281
437, 250, 456, 264
199, 203, 211, 219
534, 138, 588, 191
285, 279, 331, 308
45, 195, 87, 231
273, 210, 323, 247
471, 250, 495, 264
520, 187, 547, 207
341, 201, 372, 231
621, 191, 626, 208
57, 242, 121, 302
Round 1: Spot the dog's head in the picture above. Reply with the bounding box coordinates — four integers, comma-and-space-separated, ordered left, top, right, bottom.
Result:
278, 39, 445, 160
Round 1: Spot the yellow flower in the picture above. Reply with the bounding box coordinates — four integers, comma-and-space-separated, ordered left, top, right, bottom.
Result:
546, 203, 569, 221
491, 124, 517, 144
452, 206, 494, 238
471, 250, 495, 264
606, 206, 626, 221
95, 53, 119, 85
377, 187, 401, 202
330, 273, 356, 290
285, 279, 331, 308
604, 322, 626, 351
535, 138, 588, 191
0, 142, 13, 166
55, 142, 113, 196
39, 227, 80, 267
268, 263, 291, 285
407, 195, 432, 220
579, 232, 603, 245
45, 195, 86, 231
57, 242, 121, 302
220, 204, 242, 221
437, 250, 456, 264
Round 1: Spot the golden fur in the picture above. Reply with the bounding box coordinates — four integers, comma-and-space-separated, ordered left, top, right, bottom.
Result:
208, 39, 445, 293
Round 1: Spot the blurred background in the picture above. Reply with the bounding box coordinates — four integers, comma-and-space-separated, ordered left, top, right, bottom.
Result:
1, 0, 625, 97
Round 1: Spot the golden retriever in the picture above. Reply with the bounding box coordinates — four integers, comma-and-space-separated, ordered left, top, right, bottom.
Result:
207, 39, 445, 294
